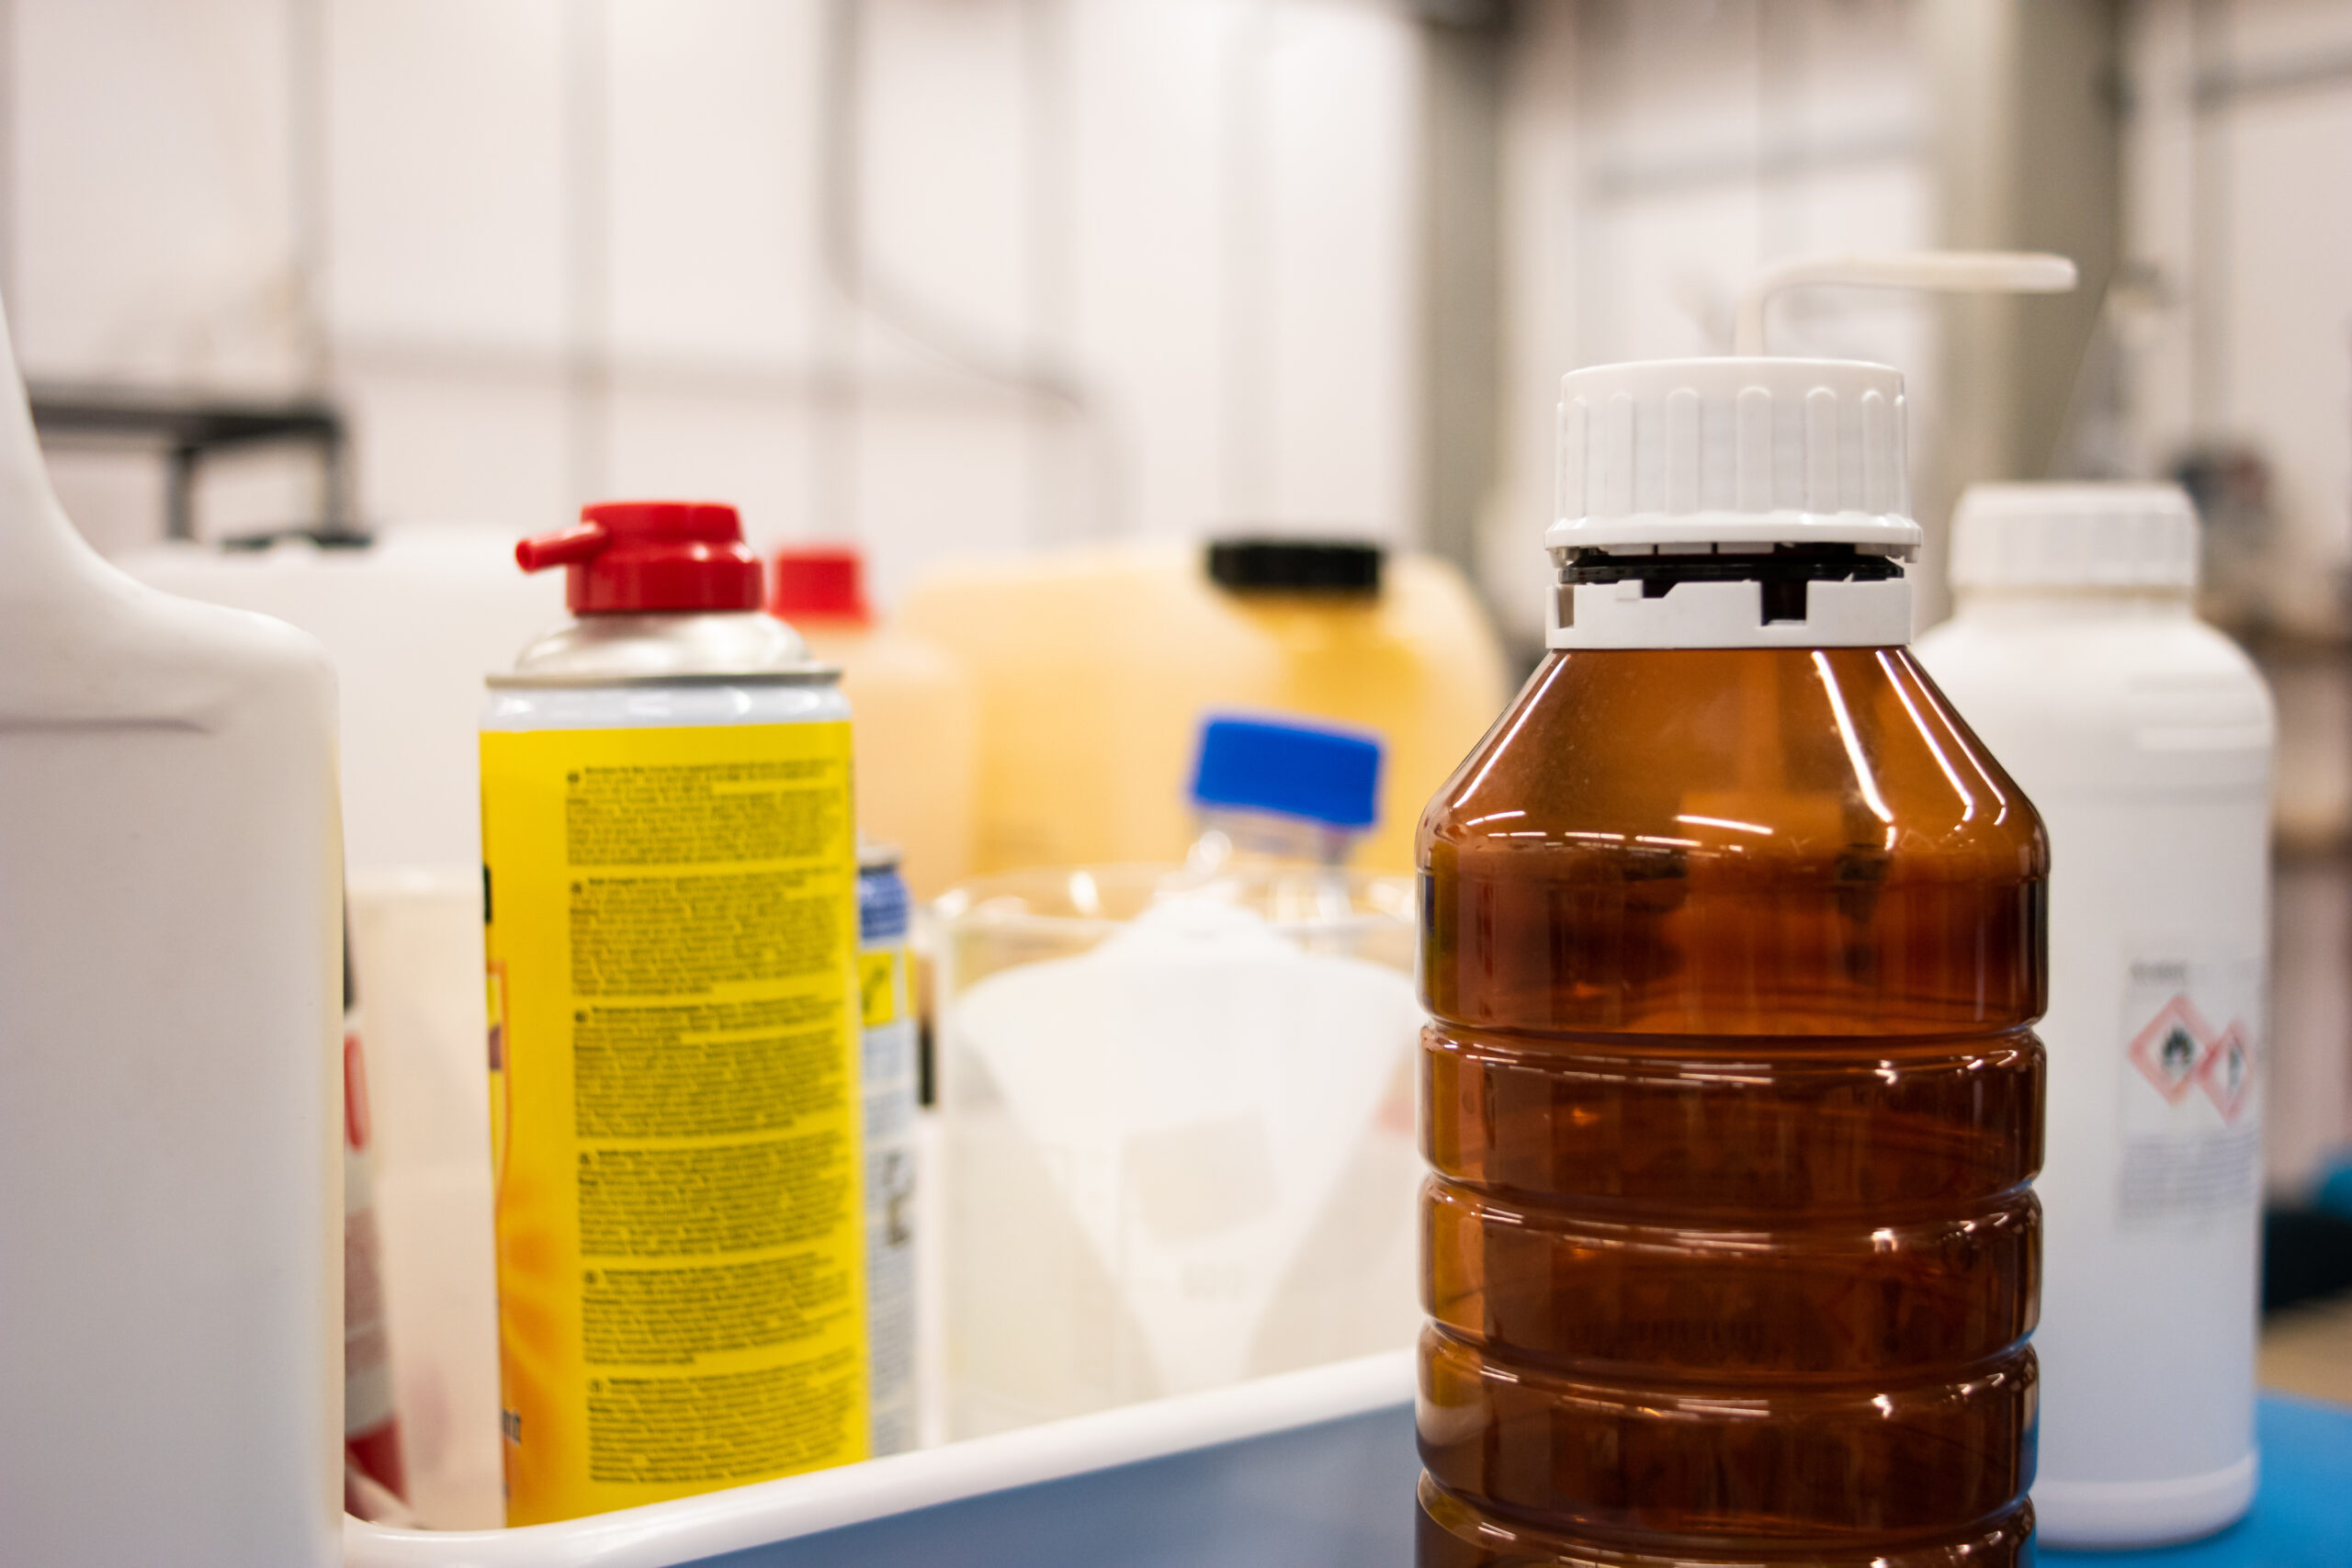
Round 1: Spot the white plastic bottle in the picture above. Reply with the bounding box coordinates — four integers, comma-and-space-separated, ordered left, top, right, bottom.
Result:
1917, 482, 2274, 1549
0, 303, 345, 1558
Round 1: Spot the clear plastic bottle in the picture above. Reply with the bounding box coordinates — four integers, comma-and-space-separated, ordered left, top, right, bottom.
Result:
1917, 483, 2272, 1548
1185, 712, 1383, 872
1204, 542, 1506, 874
1416, 358, 2048, 1566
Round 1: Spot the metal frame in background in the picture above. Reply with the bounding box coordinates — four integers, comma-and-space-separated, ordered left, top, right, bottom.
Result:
27, 386, 355, 546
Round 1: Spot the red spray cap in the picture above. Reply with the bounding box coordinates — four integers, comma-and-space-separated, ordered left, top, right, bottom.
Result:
769, 544, 872, 625
515, 501, 763, 614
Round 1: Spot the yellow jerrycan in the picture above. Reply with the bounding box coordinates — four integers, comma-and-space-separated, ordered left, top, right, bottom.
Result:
897, 537, 1506, 876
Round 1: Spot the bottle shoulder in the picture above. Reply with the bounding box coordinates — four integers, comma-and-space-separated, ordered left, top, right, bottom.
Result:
1, 561, 338, 727
1916, 607, 2268, 698
1422, 647, 2044, 877
490, 613, 848, 731
1914, 610, 2274, 798
1419, 648, 2047, 1037
511, 611, 814, 679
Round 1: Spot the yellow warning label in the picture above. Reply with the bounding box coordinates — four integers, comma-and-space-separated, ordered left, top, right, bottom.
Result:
481, 721, 865, 1525
858, 951, 899, 1029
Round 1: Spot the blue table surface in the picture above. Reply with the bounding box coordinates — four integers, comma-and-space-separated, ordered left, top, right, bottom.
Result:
2041, 1397, 2352, 1567
715, 1391, 2347, 1568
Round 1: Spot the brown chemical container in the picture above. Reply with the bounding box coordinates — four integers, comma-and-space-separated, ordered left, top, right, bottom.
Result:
1415, 357, 2048, 1566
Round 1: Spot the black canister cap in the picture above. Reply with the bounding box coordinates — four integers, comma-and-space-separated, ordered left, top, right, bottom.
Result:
1205, 537, 1384, 596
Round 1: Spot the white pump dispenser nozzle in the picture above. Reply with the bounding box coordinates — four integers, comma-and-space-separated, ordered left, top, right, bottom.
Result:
1732, 250, 2078, 355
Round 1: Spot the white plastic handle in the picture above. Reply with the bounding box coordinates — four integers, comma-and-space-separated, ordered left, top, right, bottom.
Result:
1734, 251, 2078, 355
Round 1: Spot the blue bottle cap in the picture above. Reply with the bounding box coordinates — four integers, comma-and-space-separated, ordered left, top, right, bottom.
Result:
1189, 715, 1382, 830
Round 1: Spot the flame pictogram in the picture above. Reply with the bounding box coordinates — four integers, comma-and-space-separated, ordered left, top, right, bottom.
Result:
2126, 994, 2214, 1105
2196, 1021, 2256, 1122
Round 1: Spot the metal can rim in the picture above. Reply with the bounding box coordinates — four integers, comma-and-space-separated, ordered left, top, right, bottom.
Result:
485, 665, 842, 690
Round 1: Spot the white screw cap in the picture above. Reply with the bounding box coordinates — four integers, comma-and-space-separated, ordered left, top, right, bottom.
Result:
1950, 482, 2199, 592
1552, 357, 1923, 557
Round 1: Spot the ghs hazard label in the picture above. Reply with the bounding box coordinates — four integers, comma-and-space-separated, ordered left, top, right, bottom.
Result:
481, 721, 865, 1524
2117, 954, 2262, 1223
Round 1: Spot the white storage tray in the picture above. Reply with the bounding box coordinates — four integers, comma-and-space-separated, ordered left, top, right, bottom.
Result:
345, 1349, 1415, 1567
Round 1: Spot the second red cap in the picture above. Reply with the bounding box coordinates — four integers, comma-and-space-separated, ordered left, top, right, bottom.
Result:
515, 501, 763, 615
770, 545, 872, 625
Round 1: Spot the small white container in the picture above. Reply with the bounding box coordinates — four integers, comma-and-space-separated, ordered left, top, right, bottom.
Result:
1917, 482, 2275, 1550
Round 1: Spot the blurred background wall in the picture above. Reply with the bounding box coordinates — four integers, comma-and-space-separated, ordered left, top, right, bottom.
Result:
1487, 0, 1941, 640
1487, 0, 2351, 645
11, 0, 1422, 597
6, 1, 2342, 644
4, 0, 2351, 1189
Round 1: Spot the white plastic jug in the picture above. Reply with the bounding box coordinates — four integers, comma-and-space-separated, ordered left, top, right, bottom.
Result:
0, 294, 345, 1564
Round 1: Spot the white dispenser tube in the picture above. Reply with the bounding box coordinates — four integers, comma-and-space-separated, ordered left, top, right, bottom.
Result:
1731, 251, 2076, 355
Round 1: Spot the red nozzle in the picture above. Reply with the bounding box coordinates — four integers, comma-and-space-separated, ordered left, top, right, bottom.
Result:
515, 501, 763, 615
514, 522, 608, 572
769, 545, 872, 625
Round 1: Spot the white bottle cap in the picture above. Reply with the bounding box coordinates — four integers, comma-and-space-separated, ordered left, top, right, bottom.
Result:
1552, 357, 1922, 555
1949, 482, 2200, 593
1547, 357, 1920, 649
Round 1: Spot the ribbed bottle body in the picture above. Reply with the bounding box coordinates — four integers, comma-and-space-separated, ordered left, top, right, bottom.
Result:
1416, 648, 2047, 1567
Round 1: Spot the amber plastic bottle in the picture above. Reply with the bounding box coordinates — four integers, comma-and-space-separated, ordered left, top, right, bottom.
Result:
1416, 358, 2047, 1567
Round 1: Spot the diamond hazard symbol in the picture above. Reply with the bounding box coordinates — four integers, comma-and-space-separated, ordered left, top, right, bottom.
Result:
2127, 995, 2212, 1104
2198, 1022, 2256, 1122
